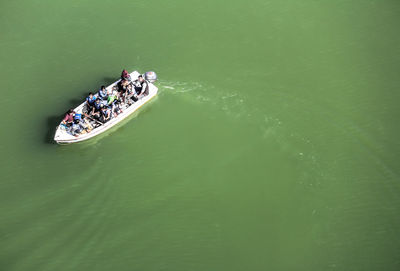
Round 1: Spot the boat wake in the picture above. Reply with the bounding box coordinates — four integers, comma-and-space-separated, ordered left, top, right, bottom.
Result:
159, 80, 249, 117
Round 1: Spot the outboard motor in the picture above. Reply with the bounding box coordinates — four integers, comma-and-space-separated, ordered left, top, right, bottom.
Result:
144, 71, 157, 83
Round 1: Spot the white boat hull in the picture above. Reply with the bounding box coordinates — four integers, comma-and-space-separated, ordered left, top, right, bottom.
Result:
54, 71, 158, 144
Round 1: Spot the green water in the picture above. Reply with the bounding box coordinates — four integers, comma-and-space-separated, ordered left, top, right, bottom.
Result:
1, 0, 400, 270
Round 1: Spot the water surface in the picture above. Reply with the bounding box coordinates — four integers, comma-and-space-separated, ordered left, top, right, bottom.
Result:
0, 0, 400, 270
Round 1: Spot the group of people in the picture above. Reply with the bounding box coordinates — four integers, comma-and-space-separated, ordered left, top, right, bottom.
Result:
61, 110, 93, 137
61, 69, 149, 137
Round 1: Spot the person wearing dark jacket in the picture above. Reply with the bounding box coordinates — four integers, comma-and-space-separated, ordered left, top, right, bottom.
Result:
132, 75, 149, 97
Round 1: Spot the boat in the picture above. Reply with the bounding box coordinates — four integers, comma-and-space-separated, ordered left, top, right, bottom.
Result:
54, 71, 158, 144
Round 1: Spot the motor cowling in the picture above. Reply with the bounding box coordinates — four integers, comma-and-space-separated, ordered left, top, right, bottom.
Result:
144, 71, 157, 83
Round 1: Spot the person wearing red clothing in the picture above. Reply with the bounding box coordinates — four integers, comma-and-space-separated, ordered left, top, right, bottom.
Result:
62, 109, 75, 127
121, 69, 131, 81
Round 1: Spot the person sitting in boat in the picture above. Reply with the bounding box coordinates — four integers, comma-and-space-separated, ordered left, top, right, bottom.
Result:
113, 102, 123, 117
98, 86, 108, 101
110, 86, 123, 104
107, 89, 123, 116
90, 98, 103, 120
121, 69, 131, 81
118, 79, 129, 92
86, 92, 97, 106
62, 109, 75, 127
74, 113, 81, 121
83, 92, 97, 115
76, 114, 93, 132
117, 79, 130, 103
125, 84, 138, 104
69, 118, 86, 137
132, 75, 149, 97
100, 106, 112, 123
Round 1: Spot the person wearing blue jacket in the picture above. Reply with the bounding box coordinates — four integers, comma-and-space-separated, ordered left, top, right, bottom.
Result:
98, 86, 108, 101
